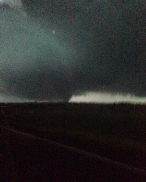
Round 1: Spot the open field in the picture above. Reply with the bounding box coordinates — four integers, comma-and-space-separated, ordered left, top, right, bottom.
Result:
1, 102, 146, 169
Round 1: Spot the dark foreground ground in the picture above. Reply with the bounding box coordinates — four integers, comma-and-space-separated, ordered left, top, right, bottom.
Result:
1, 126, 146, 182
1, 102, 146, 181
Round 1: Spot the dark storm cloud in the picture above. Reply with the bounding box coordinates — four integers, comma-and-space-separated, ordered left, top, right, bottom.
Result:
0, 0, 146, 102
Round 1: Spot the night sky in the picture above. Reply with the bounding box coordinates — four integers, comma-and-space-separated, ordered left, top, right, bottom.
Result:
0, 0, 146, 103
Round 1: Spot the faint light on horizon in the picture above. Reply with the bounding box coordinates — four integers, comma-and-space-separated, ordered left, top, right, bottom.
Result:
69, 92, 146, 104
0, 92, 146, 103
